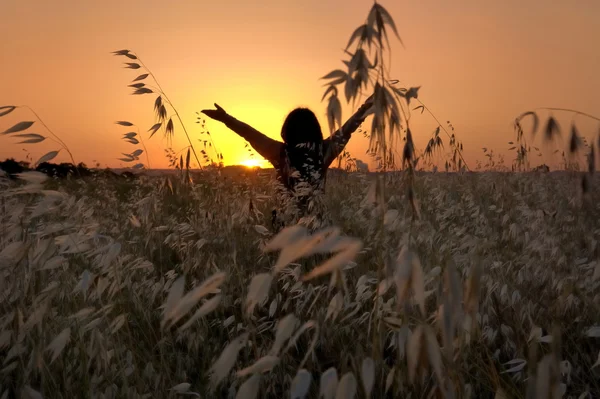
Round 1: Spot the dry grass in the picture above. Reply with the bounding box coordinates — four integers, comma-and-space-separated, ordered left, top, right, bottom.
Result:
1, 168, 599, 398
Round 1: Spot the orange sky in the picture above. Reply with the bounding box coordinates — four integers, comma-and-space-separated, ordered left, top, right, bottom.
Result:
1, 0, 599, 170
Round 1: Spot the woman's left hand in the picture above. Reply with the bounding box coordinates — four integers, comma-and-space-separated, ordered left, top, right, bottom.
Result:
201, 103, 229, 123
358, 93, 375, 116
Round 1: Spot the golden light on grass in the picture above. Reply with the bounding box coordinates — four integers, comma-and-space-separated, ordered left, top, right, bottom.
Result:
1, 162, 597, 398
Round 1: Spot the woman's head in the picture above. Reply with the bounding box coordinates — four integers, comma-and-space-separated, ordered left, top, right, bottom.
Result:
281, 107, 323, 147
279, 107, 325, 192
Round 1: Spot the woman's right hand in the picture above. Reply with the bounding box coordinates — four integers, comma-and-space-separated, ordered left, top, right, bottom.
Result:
201, 103, 228, 123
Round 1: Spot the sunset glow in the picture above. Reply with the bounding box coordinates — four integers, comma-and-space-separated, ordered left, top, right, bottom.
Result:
2, 3, 600, 395
239, 159, 264, 169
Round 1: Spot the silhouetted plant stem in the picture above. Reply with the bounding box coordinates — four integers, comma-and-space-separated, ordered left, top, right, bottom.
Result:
135, 126, 152, 168
535, 107, 600, 123
136, 58, 202, 170
413, 99, 470, 171
18, 105, 76, 166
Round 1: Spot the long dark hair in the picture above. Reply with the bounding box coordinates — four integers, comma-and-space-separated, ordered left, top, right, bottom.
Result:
280, 107, 325, 190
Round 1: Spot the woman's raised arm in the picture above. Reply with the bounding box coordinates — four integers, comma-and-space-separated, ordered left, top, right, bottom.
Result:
323, 95, 374, 167
201, 103, 282, 165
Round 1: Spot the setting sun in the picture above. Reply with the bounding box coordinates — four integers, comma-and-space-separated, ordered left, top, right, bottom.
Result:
239, 159, 264, 169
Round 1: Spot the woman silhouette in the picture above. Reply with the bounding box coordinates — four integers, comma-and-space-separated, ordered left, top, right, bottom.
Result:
201, 96, 374, 228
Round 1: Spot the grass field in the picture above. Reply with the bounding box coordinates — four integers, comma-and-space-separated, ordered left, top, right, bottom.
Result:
1, 168, 599, 398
